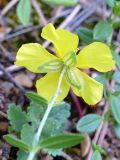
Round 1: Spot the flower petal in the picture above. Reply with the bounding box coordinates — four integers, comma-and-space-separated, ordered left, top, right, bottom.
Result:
36, 72, 70, 102
77, 42, 115, 72
41, 23, 79, 58
71, 68, 103, 105
15, 43, 57, 73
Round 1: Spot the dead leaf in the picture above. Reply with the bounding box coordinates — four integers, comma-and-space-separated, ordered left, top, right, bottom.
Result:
81, 134, 91, 157
14, 73, 33, 88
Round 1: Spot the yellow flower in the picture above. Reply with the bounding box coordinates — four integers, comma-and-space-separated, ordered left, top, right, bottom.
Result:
15, 23, 115, 105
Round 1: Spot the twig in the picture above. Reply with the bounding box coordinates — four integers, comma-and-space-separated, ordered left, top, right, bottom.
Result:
0, 9, 71, 43
0, 0, 18, 17
97, 122, 108, 145
0, 65, 23, 76
86, 101, 109, 160
70, 0, 104, 31
0, 111, 7, 118
62, 151, 73, 160
31, 0, 47, 25
70, 89, 83, 118
0, 63, 25, 94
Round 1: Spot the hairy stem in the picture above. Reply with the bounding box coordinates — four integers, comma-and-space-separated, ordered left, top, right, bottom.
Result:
27, 67, 66, 160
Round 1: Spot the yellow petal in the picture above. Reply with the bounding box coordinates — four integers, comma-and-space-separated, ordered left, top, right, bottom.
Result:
41, 23, 79, 58
71, 68, 103, 105
77, 42, 115, 72
36, 72, 70, 102
15, 43, 57, 73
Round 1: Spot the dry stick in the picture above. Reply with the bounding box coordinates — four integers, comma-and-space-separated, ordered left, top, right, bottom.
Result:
86, 102, 109, 160
97, 122, 108, 146
62, 151, 73, 160
0, 0, 18, 17
0, 9, 72, 43
70, 0, 104, 31
0, 63, 25, 94
0, 65, 22, 76
97, 79, 116, 146
31, 0, 47, 25
0, 111, 7, 118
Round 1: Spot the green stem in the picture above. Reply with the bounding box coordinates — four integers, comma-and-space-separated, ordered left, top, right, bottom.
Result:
27, 67, 66, 160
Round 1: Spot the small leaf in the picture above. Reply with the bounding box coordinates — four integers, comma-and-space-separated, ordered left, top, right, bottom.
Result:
110, 96, 120, 124
21, 124, 35, 146
4, 134, 30, 151
17, 0, 31, 25
39, 133, 84, 149
42, 0, 77, 7
91, 151, 102, 160
38, 59, 63, 73
92, 144, 105, 154
113, 1, 120, 16
113, 71, 120, 83
17, 150, 28, 160
7, 104, 27, 132
45, 149, 62, 157
42, 118, 60, 138
106, 0, 114, 8
115, 83, 120, 92
17, 150, 38, 160
26, 92, 48, 105
114, 123, 120, 139
112, 51, 120, 70
76, 27, 93, 44
95, 74, 107, 85
77, 114, 103, 133
93, 21, 113, 41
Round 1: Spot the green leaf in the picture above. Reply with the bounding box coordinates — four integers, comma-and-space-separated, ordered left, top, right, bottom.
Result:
48, 102, 71, 134
91, 151, 102, 160
17, 150, 37, 160
76, 27, 93, 44
42, 118, 60, 138
17, 0, 31, 25
77, 114, 103, 133
42, 0, 77, 7
17, 150, 28, 160
112, 51, 120, 69
105, 0, 114, 8
49, 102, 70, 121
21, 124, 35, 146
26, 92, 48, 105
7, 104, 27, 132
4, 134, 30, 151
113, 1, 120, 16
95, 74, 107, 85
110, 96, 120, 124
115, 83, 120, 92
39, 133, 84, 149
42, 102, 71, 138
113, 72, 120, 83
92, 144, 105, 154
45, 148, 62, 157
38, 59, 63, 73
114, 123, 120, 139
93, 21, 113, 41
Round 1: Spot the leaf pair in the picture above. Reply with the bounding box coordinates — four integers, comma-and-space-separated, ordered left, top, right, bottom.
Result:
77, 21, 113, 44
4, 133, 84, 152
